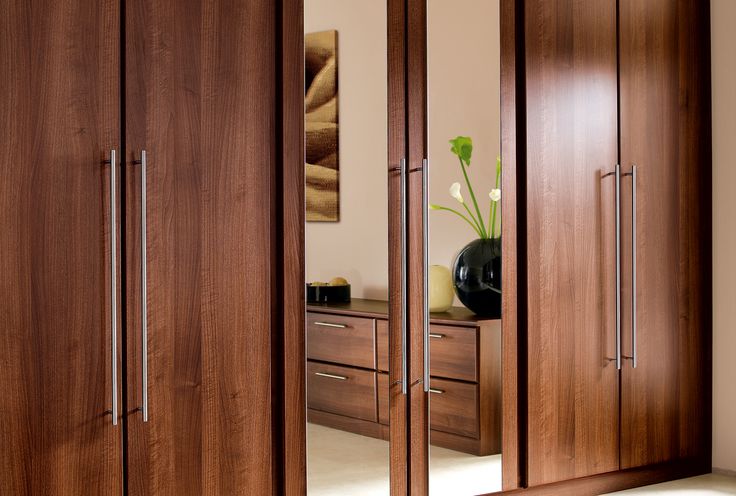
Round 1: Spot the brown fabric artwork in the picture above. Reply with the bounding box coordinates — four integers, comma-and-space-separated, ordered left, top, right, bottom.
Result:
305, 30, 339, 222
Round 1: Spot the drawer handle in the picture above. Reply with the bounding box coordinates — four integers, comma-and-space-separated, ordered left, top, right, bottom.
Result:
315, 372, 348, 381
313, 321, 348, 329
428, 333, 445, 339
428, 388, 445, 394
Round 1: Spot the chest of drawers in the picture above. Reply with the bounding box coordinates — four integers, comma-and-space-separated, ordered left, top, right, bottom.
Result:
306, 298, 501, 456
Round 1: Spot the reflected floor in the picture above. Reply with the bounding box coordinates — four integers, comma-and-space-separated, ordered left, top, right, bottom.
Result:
307, 423, 502, 496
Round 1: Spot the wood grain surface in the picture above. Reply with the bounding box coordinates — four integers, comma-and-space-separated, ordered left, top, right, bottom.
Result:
524, 0, 621, 486
0, 0, 123, 493
124, 0, 278, 494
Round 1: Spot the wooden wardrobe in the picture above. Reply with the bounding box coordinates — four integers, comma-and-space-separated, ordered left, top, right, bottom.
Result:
523, 0, 711, 490
0, 0, 301, 494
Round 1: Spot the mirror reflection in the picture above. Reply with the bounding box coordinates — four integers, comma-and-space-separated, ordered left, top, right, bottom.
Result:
305, 1, 390, 495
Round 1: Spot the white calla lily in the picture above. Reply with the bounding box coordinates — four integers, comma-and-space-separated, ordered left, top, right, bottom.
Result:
449, 182, 464, 203
489, 189, 501, 202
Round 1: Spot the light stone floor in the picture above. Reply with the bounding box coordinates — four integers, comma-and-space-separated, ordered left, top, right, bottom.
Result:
307, 423, 502, 496
306, 423, 736, 496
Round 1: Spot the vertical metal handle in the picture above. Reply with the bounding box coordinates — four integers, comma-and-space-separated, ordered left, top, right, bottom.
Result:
140, 151, 149, 421
422, 159, 430, 392
400, 158, 408, 395
629, 165, 637, 368
108, 150, 118, 426
615, 163, 622, 370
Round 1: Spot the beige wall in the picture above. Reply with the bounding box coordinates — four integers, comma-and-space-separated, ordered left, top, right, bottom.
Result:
712, 0, 736, 474
305, 0, 389, 299
428, 0, 500, 306
305, 0, 501, 302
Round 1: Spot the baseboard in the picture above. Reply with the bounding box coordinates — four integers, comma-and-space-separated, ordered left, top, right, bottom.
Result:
483, 458, 711, 496
713, 467, 736, 477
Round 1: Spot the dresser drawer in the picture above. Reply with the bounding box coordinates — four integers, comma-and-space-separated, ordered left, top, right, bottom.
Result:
306, 312, 376, 369
376, 322, 478, 381
429, 378, 479, 438
377, 372, 389, 425
428, 324, 477, 381
307, 362, 377, 422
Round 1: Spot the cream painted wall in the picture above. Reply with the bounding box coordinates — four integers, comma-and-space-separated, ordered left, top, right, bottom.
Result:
305, 1, 389, 299
428, 0, 500, 306
305, 0, 501, 302
712, 0, 736, 474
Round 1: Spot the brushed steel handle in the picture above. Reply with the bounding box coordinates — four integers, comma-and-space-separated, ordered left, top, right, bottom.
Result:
428, 388, 444, 395
626, 165, 637, 369
422, 158, 430, 393
313, 321, 348, 329
615, 163, 622, 371
400, 158, 408, 395
428, 333, 445, 339
107, 150, 118, 426
139, 151, 149, 421
315, 372, 348, 381
603, 164, 622, 370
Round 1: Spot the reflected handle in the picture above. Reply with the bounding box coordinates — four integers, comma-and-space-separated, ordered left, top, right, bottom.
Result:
400, 158, 408, 395
429, 333, 444, 339
428, 388, 444, 395
313, 321, 348, 329
107, 150, 118, 426
422, 159, 430, 393
139, 151, 149, 422
315, 372, 348, 381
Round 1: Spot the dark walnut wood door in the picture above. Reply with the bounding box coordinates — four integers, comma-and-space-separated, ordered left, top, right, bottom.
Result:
124, 0, 281, 494
524, 0, 621, 486
0, 0, 123, 494
618, 0, 711, 469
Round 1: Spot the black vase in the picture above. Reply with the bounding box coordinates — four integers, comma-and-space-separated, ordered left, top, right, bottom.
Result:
452, 238, 501, 318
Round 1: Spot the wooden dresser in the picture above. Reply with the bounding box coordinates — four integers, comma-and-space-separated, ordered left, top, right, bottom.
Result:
306, 298, 501, 456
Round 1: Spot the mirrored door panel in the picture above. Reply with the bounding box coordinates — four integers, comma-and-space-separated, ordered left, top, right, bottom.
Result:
426, 1, 502, 494
304, 2, 403, 495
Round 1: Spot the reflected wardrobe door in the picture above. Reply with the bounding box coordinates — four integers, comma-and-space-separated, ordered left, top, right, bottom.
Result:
125, 1, 284, 494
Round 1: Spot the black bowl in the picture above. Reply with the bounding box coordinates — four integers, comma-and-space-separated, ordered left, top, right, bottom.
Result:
306, 284, 351, 304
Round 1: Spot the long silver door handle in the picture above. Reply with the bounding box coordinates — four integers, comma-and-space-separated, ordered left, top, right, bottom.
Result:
400, 158, 408, 395
140, 151, 149, 421
422, 159, 430, 392
627, 165, 637, 368
615, 163, 622, 370
604, 164, 622, 370
107, 150, 118, 426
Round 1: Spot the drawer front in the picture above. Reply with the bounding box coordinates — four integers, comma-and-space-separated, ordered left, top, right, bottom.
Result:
429, 324, 477, 381
307, 362, 377, 422
377, 372, 389, 425
307, 312, 376, 369
376, 319, 389, 372
429, 378, 479, 438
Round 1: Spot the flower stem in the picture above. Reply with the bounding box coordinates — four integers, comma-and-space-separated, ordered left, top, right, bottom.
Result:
458, 157, 487, 238
432, 205, 483, 238
462, 202, 485, 238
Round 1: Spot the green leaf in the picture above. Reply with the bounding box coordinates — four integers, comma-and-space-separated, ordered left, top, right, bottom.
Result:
449, 136, 473, 166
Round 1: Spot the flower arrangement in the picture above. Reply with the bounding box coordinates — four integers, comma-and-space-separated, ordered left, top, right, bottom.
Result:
430, 136, 501, 239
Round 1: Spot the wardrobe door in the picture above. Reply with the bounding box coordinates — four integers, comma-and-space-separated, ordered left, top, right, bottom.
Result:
0, 0, 122, 494
524, 0, 620, 486
125, 1, 282, 494
619, 0, 711, 469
